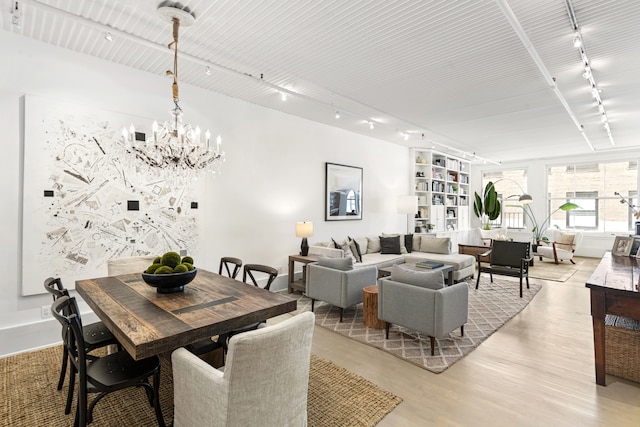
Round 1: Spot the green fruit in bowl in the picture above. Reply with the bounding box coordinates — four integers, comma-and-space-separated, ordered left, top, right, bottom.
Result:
145, 263, 162, 274
173, 264, 189, 273
161, 252, 182, 268
181, 256, 194, 265
155, 266, 174, 274
181, 262, 195, 271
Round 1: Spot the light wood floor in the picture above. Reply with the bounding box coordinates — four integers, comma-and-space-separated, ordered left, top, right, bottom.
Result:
283, 257, 640, 426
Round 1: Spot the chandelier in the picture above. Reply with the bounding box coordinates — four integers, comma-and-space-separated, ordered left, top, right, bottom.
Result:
122, 4, 224, 182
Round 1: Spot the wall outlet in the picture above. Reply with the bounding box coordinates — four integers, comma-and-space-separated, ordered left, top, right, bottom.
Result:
41, 305, 52, 319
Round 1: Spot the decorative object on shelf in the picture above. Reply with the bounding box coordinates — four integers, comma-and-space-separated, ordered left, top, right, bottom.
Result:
615, 192, 640, 235
612, 236, 633, 257
142, 251, 197, 293
325, 163, 363, 221
398, 195, 418, 234
122, 4, 224, 183
296, 222, 313, 256
473, 182, 501, 230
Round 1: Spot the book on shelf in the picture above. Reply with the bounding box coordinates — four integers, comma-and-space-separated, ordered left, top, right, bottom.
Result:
415, 260, 444, 269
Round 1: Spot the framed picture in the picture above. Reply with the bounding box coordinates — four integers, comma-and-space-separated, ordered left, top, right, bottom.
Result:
325, 162, 363, 221
612, 236, 633, 256
630, 236, 640, 257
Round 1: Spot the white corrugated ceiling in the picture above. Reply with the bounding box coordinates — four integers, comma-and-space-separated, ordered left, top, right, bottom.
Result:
2, 0, 639, 163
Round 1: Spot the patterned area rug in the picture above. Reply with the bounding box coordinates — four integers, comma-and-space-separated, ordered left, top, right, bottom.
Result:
295, 278, 541, 373
528, 258, 582, 282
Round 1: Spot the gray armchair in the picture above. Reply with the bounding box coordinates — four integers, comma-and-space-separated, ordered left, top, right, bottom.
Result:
305, 258, 378, 322
378, 267, 468, 355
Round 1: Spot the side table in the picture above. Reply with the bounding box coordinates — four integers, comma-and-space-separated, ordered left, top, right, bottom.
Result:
363, 285, 386, 329
288, 254, 319, 293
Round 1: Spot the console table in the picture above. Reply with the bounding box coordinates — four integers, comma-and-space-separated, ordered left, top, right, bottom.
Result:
585, 251, 640, 385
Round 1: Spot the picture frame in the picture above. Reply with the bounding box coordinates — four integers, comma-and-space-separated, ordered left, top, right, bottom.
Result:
325, 162, 363, 221
630, 236, 640, 257
612, 236, 633, 256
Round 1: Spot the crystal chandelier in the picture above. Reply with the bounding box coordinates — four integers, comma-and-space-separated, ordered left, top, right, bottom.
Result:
122, 4, 224, 182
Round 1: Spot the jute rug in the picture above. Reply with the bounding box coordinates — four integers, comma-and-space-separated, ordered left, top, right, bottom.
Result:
295, 278, 541, 374
0, 346, 402, 427
528, 258, 582, 282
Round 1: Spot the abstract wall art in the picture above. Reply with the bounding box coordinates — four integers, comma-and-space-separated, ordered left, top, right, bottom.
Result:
21, 95, 200, 295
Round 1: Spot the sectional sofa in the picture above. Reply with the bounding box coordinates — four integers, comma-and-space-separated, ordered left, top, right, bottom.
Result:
309, 233, 475, 282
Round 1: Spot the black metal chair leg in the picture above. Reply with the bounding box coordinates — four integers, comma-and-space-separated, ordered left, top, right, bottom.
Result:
153, 370, 166, 427
57, 347, 68, 390
429, 336, 436, 356
65, 364, 76, 415
339, 308, 344, 322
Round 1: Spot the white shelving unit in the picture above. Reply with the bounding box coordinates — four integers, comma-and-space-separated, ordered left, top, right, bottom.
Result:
410, 148, 470, 234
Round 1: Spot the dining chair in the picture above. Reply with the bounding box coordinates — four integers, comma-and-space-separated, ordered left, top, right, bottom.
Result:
172, 311, 315, 427
43, 277, 119, 415
51, 295, 165, 427
217, 264, 280, 352
218, 256, 242, 279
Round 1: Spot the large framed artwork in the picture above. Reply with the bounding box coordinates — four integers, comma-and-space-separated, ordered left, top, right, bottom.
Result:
325, 162, 363, 221
21, 95, 199, 296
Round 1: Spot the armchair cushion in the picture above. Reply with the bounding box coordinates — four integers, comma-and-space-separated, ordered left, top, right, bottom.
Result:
556, 232, 575, 250
317, 256, 353, 271
390, 265, 444, 290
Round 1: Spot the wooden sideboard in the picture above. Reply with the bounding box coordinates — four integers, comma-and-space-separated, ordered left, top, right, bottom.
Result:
585, 251, 640, 385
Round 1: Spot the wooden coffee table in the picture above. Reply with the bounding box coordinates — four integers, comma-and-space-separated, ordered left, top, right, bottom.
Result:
378, 263, 454, 285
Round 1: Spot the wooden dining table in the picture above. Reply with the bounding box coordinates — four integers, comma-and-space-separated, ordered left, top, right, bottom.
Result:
76, 268, 297, 360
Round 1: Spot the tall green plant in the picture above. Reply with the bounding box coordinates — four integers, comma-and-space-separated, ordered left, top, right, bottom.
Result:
473, 181, 501, 230
519, 202, 581, 243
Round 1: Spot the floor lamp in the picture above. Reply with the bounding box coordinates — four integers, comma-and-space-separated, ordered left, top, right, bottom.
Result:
398, 196, 418, 234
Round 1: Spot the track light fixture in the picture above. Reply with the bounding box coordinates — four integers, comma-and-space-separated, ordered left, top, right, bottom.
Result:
104, 32, 113, 42
205, 66, 211, 75
335, 111, 340, 119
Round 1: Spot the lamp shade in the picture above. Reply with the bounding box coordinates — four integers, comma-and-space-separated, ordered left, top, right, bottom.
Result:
518, 194, 533, 204
295, 222, 313, 238
398, 196, 418, 214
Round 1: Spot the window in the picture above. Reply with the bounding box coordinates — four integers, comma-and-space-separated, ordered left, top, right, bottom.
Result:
481, 169, 528, 229
547, 161, 638, 232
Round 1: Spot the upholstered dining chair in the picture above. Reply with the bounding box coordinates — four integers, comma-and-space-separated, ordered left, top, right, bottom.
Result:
536, 229, 583, 264
219, 256, 242, 279
172, 311, 315, 427
43, 277, 119, 415
51, 295, 165, 427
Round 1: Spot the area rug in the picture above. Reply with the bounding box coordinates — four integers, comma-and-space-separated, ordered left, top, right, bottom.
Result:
295, 278, 541, 374
0, 346, 402, 427
528, 258, 582, 282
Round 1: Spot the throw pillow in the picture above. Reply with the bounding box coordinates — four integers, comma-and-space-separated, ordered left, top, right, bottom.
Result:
390, 265, 444, 290
317, 256, 353, 271
354, 236, 369, 255
381, 233, 408, 254
404, 234, 413, 253
336, 239, 357, 263
380, 236, 401, 255
348, 238, 362, 263
367, 236, 381, 253
331, 238, 342, 249
556, 233, 575, 250
419, 236, 451, 254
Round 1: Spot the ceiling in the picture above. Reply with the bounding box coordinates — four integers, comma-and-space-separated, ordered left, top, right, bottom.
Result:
3, 0, 640, 164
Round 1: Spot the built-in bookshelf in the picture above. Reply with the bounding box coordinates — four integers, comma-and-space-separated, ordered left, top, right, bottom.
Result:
410, 149, 470, 233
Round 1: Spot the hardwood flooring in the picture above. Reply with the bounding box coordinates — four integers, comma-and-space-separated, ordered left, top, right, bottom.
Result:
279, 257, 640, 426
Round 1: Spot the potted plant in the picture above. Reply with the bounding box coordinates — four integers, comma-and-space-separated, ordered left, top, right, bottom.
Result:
473, 182, 501, 230
520, 202, 581, 248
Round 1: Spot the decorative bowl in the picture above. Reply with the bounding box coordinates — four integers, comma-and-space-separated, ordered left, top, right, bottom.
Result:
141, 268, 197, 293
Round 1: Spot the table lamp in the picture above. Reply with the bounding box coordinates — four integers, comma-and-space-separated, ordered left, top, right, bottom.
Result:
296, 222, 313, 256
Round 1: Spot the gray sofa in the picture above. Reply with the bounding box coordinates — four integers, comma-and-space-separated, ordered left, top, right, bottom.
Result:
309, 234, 475, 282
378, 265, 468, 355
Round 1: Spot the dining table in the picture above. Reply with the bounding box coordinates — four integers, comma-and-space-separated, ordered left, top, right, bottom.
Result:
75, 268, 297, 360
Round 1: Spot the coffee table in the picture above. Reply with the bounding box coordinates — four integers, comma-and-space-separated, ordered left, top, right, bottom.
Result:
378, 263, 454, 285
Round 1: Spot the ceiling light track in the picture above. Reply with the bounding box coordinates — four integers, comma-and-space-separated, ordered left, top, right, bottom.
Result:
29, 0, 497, 165
495, 0, 595, 152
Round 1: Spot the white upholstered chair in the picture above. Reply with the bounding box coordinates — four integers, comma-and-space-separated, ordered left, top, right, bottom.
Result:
476, 227, 508, 246
536, 229, 583, 264
172, 311, 315, 427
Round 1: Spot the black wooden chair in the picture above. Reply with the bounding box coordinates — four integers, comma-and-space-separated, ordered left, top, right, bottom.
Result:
218, 264, 280, 352
51, 295, 165, 427
44, 277, 119, 415
475, 240, 532, 298
218, 256, 242, 279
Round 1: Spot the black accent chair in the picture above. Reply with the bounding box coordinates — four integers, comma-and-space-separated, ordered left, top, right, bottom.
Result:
218, 264, 279, 352
44, 277, 119, 415
218, 256, 242, 279
51, 295, 165, 427
475, 240, 532, 298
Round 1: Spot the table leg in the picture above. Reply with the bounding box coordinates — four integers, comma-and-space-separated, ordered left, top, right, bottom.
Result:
590, 288, 607, 386
447, 270, 453, 286
288, 258, 295, 293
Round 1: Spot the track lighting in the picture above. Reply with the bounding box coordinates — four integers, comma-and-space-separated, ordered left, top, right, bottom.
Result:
104, 32, 113, 42
335, 111, 340, 119
572, 32, 582, 48
280, 92, 287, 101
205, 66, 211, 75
368, 121, 374, 130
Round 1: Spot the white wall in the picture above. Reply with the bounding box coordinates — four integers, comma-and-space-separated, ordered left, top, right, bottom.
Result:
0, 31, 409, 356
